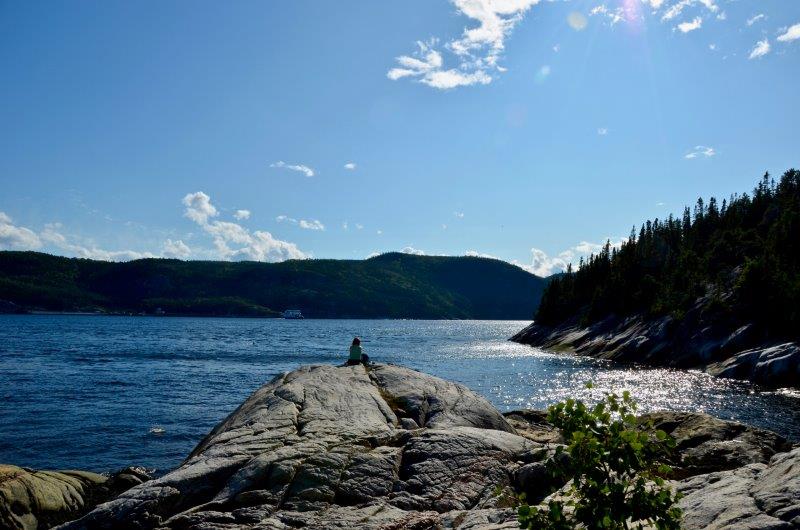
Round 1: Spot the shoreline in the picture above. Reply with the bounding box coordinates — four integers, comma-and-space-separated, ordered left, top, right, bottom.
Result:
511, 317, 800, 389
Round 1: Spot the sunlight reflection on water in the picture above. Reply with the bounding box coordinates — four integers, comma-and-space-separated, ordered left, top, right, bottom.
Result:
0, 316, 797, 473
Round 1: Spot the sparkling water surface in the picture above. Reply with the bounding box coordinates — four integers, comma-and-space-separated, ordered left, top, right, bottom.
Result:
1, 315, 798, 474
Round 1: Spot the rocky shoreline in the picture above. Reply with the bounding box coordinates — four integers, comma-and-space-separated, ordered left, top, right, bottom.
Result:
510, 314, 800, 388
2, 364, 798, 529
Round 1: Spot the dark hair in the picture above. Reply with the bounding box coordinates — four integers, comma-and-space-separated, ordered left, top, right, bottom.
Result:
352, 337, 361, 346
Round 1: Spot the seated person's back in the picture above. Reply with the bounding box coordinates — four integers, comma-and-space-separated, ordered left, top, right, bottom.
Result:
347, 337, 368, 365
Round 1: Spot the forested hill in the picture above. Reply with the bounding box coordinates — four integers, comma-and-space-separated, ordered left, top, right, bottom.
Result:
536, 169, 800, 341
0, 251, 548, 319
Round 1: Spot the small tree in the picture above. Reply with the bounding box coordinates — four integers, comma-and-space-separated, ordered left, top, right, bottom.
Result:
518, 384, 682, 529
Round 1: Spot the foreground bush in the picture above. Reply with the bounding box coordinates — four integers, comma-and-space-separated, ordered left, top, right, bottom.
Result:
518, 385, 682, 529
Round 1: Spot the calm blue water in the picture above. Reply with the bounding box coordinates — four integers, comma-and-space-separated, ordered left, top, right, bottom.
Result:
1, 315, 798, 474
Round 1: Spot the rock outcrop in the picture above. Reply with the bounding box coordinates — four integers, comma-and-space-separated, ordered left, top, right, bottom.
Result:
0, 363, 792, 529
510, 314, 800, 388
60, 364, 536, 529
0, 465, 150, 530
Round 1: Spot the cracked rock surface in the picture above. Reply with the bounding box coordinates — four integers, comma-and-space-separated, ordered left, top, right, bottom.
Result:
60, 364, 533, 529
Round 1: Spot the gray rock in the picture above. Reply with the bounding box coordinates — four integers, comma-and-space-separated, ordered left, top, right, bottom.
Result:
512, 317, 800, 388
60, 364, 533, 529
640, 411, 791, 477
708, 343, 800, 388
678, 447, 800, 529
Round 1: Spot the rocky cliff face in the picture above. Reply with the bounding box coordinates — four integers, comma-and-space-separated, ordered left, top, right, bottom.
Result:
510, 311, 800, 388
1, 364, 796, 529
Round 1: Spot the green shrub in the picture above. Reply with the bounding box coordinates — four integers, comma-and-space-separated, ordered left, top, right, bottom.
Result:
518, 384, 682, 529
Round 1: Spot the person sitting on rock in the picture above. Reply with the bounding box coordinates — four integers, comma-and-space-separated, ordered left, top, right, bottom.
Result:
346, 337, 369, 366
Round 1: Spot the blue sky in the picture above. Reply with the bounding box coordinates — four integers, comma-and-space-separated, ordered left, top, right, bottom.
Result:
1, 0, 799, 276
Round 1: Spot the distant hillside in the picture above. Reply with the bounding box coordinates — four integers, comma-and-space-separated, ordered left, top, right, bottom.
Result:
0, 251, 548, 319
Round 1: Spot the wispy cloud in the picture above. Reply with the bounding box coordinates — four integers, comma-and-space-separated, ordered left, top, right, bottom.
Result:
676, 17, 702, 33
590, 4, 624, 26
40, 222, 155, 261
749, 38, 771, 59
275, 215, 325, 231
661, 0, 718, 22
344, 162, 356, 170
233, 209, 251, 221
597, 127, 609, 136
685, 145, 716, 159
746, 14, 765, 27
387, 0, 542, 90
270, 161, 315, 177
777, 23, 800, 43
454, 211, 465, 219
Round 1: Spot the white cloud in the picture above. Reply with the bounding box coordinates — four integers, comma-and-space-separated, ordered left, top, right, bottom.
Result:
454, 211, 465, 218
0, 212, 42, 250
676, 17, 702, 33
685, 145, 716, 159
516, 237, 628, 276
344, 162, 356, 170
709, 43, 717, 51
182, 192, 218, 225
342, 221, 349, 230
442, 224, 448, 230
401, 246, 425, 255
233, 209, 251, 221
552, 44, 560, 52
746, 14, 765, 27
270, 161, 315, 177
777, 23, 800, 43
40, 223, 154, 261
465, 250, 499, 259
661, 0, 718, 22
184, 192, 306, 262
355, 223, 364, 230
276, 215, 325, 231
643, 0, 666, 9
376, 229, 383, 235
597, 127, 609, 136
749, 39, 770, 59
590, 4, 624, 26
299, 219, 325, 231
163, 239, 191, 259
387, 1, 542, 89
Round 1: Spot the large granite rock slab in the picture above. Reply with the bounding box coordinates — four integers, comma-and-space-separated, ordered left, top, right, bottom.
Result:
60, 364, 532, 529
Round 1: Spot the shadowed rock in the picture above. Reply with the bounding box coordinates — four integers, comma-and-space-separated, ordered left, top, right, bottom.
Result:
0, 465, 150, 530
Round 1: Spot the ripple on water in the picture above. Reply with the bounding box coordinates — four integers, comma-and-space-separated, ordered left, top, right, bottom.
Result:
0, 315, 798, 473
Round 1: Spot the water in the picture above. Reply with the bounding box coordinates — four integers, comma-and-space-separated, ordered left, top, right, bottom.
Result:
1, 315, 798, 474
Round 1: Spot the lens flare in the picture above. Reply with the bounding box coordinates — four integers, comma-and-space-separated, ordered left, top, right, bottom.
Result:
567, 11, 588, 31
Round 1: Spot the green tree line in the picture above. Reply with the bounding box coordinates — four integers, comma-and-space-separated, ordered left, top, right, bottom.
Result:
536, 169, 800, 341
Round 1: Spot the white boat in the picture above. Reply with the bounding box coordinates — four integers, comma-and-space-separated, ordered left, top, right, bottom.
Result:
282, 309, 304, 319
